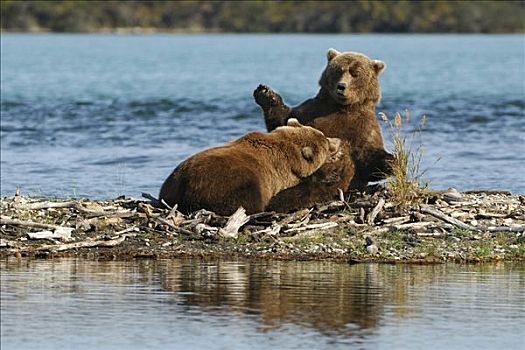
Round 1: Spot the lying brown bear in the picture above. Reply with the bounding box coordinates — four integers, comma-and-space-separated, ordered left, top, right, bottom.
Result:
254, 48, 393, 191
159, 119, 344, 216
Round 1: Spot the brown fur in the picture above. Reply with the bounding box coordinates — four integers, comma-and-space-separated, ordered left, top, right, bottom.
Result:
266, 140, 354, 213
159, 119, 342, 215
254, 48, 393, 191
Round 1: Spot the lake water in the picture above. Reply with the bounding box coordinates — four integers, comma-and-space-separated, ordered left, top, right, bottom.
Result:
1, 34, 524, 198
1, 258, 524, 350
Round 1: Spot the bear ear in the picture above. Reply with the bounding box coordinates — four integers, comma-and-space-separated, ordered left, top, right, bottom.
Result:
327, 48, 341, 62
287, 118, 302, 127
301, 146, 314, 162
372, 60, 386, 75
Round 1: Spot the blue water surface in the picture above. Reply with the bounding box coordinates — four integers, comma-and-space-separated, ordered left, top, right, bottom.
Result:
1, 34, 524, 198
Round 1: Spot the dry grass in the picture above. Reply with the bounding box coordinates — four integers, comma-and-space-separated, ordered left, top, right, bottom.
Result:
379, 110, 432, 211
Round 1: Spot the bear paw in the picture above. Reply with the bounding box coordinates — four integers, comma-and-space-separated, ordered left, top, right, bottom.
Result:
253, 84, 283, 109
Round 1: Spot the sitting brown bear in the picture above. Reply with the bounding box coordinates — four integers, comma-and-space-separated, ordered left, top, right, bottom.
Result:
254, 48, 393, 191
266, 140, 354, 213
159, 119, 344, 216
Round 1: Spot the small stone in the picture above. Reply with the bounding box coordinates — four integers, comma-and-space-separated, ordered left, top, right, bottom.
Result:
443, 188, 462, 203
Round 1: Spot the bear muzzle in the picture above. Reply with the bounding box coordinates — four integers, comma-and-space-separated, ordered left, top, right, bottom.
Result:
336, 82, 347, 93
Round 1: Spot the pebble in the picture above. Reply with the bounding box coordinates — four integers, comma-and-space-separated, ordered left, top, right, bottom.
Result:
443, 188, 463, 203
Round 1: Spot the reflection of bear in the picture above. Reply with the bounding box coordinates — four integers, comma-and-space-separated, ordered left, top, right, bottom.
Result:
254, 48, 393, 191
159, 119, 342, 215
266, 140, 354, 213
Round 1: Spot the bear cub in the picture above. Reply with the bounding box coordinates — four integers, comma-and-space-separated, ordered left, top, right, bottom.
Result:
254, 48, 393, 191
159, 119, 343, 216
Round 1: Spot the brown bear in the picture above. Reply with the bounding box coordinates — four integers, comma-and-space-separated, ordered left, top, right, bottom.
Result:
159, 119, 343, 216
266, 139, 354, 213
254, 48, 393, 191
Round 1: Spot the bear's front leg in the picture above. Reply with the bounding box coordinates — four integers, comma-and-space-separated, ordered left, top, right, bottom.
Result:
368, 149, 394, 182
253, 84, 292, 132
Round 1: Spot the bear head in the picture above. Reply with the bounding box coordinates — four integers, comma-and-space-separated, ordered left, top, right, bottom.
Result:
319, 48, 386, 106
274, 118, 343, 178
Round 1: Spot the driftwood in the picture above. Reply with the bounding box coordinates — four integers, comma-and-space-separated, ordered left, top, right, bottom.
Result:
420, 206, 478, 231
382, 216, 411, 224
14, 234, 136, 252
367, 198, 385, 225
1, 188, 524, 260
141, 192, 162, 207
420, 205, 525, 233
284, 222, 338, 234
1, 216, 74, 235
27, 229, 72, 241
219, 207, 250, 238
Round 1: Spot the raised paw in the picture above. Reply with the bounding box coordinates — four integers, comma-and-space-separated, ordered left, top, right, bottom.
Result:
253, 84, 283, 109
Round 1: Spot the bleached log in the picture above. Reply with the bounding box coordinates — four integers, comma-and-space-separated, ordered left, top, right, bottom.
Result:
27, 229, 72, 241
1, 215, 74, 234
219, 207, 250, 238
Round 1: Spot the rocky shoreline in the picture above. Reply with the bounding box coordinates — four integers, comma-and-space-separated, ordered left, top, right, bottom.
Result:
1, 189, 524, 263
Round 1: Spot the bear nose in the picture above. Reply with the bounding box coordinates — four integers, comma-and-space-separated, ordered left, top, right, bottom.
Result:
336, 82, 347, 92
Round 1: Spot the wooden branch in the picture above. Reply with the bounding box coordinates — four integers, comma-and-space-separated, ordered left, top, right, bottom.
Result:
1, 215, 73, 232
485, 226, 525, 233
284, 222, 338, 233
154, 216, 194, 236
24, 201, 77, 210
16, 200, 127, 217
420, 205, 525, 233
23, 234, 135, 252
392, 221, 446, 230
367, 198, 385, 225
382, 216, 410, 224
141, 192, 163, 208
420, 205, 477, 231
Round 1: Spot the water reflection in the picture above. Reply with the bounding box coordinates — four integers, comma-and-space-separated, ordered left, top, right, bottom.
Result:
1, 259, 524, 350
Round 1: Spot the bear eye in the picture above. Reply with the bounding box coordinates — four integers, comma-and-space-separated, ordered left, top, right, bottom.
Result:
349, 68, 358, 78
